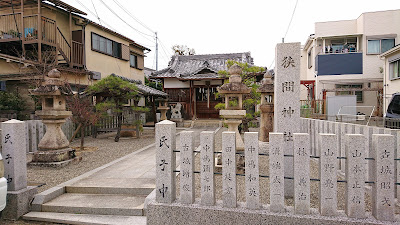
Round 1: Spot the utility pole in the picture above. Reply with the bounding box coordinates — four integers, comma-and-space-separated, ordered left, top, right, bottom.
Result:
155, 32, 158, 71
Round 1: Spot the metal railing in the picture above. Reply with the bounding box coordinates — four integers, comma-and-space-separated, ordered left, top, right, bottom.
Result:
0, 13, 22, 40
56, 27, 71, 63
72, 40, 83, 65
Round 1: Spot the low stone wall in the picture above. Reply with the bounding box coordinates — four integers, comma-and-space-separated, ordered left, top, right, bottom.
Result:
148, 120, 400, 224
147, 199, 398, 225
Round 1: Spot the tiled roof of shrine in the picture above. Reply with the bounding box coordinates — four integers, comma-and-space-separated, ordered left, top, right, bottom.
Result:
150, 52, 254, 80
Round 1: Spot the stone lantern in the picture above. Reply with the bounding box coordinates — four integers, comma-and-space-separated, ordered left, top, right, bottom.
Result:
257, 71, 274, 142
157, 98, 169, 121
218, 64, 251, 150
30, 69, 75, 165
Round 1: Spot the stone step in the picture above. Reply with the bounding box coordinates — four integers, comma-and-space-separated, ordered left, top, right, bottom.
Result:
41, 193, 146, 216
66, 178, 155, 195
66, 185, 154, 196
23, 211, 146, 225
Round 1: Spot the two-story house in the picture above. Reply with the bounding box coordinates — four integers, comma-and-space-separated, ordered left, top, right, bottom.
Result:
0, 0, 161, 111
300, 9, 400, 116
380, 44, 400, 114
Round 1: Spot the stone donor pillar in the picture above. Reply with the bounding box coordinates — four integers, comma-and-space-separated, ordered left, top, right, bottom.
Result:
29, 69, 76, 166
274, 42, 301, 197
1, 119, 37, 219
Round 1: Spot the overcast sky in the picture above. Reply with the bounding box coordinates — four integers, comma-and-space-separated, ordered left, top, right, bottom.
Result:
64, 0, 400, 70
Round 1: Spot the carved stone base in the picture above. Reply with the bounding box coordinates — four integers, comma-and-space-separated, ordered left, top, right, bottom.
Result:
224, 119, 244, 151
32, 148, 76, 163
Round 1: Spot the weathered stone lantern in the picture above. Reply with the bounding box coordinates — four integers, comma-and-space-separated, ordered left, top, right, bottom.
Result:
157, 98, 169, 121
30, 69, 75, 165
218, 64, 251, 150
257, 71, 274, 142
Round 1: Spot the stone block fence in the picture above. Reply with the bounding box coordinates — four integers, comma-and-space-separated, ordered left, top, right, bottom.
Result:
147, 120, 400, 224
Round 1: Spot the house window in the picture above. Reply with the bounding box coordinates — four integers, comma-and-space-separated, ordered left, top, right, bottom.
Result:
325, 38, 358, 53
367, 39, 395, 54
307, 49, 312, 68
331, 39, 344, 53
130, 54, 137, 68
91, 33, 121, 58
335, 84, 363, 103
390, 60, 400, 80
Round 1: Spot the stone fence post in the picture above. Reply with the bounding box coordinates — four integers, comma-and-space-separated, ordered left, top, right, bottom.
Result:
155, 120, 176, 203
2, 119, 37, 219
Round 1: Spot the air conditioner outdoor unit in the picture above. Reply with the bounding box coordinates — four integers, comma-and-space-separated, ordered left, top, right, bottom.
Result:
91, 71, 101, 80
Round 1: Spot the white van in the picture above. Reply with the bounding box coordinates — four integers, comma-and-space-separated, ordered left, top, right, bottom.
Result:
0, 153, 7, 212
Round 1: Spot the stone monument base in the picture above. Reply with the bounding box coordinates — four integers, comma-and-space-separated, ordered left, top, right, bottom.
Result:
1, 186, 37, 220
30, 148, 80, 167
147, 199, 398, 224
32, 148, 75, 162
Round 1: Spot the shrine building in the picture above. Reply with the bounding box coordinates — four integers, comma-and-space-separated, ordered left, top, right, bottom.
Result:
150, 53, 254, 119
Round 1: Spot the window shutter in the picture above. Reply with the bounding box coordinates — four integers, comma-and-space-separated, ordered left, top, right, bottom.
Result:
121, 44, 130, 61
137, 55, 144, 70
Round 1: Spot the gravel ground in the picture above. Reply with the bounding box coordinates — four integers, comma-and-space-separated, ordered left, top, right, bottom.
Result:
177, 127, 400, 214
28, 129, 156, 194
0, 128, 156, 225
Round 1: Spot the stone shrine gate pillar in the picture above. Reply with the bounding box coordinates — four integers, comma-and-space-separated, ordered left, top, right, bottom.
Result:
274, 42, 301, 197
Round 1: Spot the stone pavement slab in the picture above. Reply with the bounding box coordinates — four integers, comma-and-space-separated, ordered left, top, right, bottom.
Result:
23, 212, 146, 225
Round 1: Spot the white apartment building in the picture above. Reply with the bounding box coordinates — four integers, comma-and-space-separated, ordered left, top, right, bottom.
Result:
300, 9, 400, 116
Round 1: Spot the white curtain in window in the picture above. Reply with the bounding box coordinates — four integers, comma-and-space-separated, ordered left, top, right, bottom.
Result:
106, 40, 112, 55
92, 34, 99, 50
367, 40, 380, 54
99, 37, 106, 52
381, 39, 395, 53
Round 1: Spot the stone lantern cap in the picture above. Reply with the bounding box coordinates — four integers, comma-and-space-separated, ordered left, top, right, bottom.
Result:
30, 69, 73, 96
257, 70, 274, 93
218, 64, 251, 94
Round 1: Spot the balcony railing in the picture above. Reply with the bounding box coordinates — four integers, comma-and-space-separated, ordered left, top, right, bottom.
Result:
0, 13, 22, 40
0, 13, 56, 44
0, 13, 83, 67
72, 40, 83, 65
316, 52, 363, 76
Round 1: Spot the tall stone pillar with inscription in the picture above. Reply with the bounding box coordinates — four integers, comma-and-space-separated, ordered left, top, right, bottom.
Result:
1, 119, 37, 219
155, 120, 176, 203
274, 42, 301, 197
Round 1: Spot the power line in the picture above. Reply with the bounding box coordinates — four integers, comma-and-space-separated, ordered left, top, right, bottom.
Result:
97, 0, 155, 42
75, 0, 154, 49
270, 0, 299, 69
158, 39, 171, 63
74, 0, 117, 32
283, 0, 299, 41
111, 0, 155, 34
91, 0, 101, 25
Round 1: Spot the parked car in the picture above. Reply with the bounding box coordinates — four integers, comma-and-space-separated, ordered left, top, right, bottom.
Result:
384, 93, 400, 129
0, 153, 7, 213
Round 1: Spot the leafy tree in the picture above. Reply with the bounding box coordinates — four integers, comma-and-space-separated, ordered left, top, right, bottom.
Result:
0, 91, 26, 111
216, 60, 266, 132
66, 93, 99, 150
145, 77, 162, 91
172, 45, 195, 56
87, 75, 139, 142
